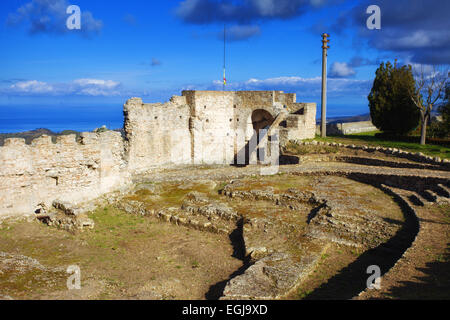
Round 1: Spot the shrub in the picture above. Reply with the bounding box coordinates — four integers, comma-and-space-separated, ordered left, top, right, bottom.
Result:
368, 61, 420, 135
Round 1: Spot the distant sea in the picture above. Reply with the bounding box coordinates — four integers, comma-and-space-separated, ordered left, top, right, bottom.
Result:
0, 104, 370, 134
317, 104, 370, 119
0, 105, 124, 133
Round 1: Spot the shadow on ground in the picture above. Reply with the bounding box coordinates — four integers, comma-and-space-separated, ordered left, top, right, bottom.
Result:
383, 243, 450, 299
304, 179, 420, 300
205, 218, 252, 300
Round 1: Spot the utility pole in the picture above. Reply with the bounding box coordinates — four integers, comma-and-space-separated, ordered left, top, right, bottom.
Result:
321, 33, 330, 137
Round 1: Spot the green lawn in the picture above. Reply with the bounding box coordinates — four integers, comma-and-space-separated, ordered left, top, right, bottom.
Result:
313, 131, 450, 160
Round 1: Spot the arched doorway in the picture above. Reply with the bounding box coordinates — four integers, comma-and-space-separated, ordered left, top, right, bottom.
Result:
234, 109, 277, 166
251, 109, 275, 131
250, 109, 275, 163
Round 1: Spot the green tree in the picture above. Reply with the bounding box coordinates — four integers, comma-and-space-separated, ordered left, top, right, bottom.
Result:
368, 61, 420, 135
437, 84, 450, 137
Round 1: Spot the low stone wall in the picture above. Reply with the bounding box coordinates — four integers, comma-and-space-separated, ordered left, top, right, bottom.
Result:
316, 120, 377, 135
299, 140, 450, 168
0, 131, 129, 218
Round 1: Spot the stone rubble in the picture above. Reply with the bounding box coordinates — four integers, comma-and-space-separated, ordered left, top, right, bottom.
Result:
35, 199, 95, 232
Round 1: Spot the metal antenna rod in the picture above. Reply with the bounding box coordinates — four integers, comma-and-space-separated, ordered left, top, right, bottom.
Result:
223, 25, 226, 91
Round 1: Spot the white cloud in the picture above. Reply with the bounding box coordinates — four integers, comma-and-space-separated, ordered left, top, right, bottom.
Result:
331, 0, 450, 65
72, 79, 121, 96
77, 87, 120, 96
2, 75, 373, 103
10, 80, 54, 93
7, 0, 102, 37
73, 79, 120, 89
176, 0, 335, 24
379, 31, 445, 51
329, 62, 356, 78
73, 79, 105, 86
225, 25, 261, 41
197, 75, 371, 100
2, 78, 122, 96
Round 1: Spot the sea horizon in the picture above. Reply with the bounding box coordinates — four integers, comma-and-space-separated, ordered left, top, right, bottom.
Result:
0, 103, 371, 134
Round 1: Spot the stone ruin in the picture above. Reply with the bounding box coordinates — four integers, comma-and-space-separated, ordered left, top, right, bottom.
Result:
1, 89, 449, 300
0, 90, 316, 218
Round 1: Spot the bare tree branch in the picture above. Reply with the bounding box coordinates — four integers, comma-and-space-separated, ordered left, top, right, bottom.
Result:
410, 64, 449, 145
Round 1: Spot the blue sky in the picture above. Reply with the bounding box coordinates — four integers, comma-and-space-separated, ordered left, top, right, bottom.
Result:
0, 0, 449, 119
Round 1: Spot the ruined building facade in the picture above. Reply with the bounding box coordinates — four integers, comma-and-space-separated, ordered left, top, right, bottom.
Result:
0, 91, 316, 217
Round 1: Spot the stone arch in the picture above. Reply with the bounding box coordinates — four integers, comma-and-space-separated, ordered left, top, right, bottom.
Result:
251, 109, 275, 131
243, 107, 277, 140
244, 109, 276, 163
234, 107, 279, 166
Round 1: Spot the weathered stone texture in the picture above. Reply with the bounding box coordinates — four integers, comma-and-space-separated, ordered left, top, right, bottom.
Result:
124, 90, 316, 169
316, 120, 377, 135
0, 131, 129, 217
184, 91, 236, 165
124, 97, 191, 172
0, 90, 316, 217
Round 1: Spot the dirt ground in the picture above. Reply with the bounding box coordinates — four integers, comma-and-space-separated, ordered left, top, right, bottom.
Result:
0, 172, 407, 300
355, 202, 450, 300
0, 149, 449, 300
0, 207, 242, 300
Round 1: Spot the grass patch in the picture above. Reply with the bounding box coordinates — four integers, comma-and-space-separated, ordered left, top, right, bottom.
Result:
84, 206, 146, 250
231, 175, 313, 193
125, 181, 220, 209
314, 131, 450, 159
351, 248, 363, 257
297, 289, 313, 299
215, 181, 229, 193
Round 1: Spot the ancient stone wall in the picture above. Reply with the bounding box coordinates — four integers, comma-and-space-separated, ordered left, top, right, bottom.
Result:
280, 103, 316, 142
316, 120, 377, 135
124, 91, 316, 167
180, 90, 316, 164
0, 90, 316, 217
183, 91, 236, 165
124, 96, 192, 172
0, 131, 128, 217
